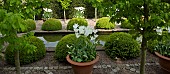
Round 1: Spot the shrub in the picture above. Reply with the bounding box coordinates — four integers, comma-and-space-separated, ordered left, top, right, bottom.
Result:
121, 19, 134, 29
105, 32, 140, 60
147, 31, 170, 53
25, 19, 36, 31
5, 36, 46, 65
41, 18, 62, 31
147, 39, 158, 53
55, 34, 89, 62
67, 18, 88, 30
96, 17, 115, 29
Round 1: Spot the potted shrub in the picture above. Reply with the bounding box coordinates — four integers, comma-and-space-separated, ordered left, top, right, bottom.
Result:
66, 24, 99, 74
154, 40, 170, 73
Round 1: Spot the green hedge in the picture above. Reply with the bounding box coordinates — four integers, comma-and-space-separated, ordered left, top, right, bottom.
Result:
105, 32, 140, 60
121, 19, 134, 29
50, 0, 103, 19
5, 36, 46, 65
96, 17, 115, 29
41, 18, 62, 31
25, 19, 36, 31
67, 18, 88, 30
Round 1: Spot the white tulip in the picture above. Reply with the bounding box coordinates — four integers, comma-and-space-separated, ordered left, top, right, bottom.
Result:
74, 29, 79, 33
93, 29, 98, 34
156, 28, 162, 33
168, 27, 170, 33
90, 36, 95, 41
94, 34, 98, 38
79, 26, 85, 34
73, 24, 79, 29
75, 33, 80, 38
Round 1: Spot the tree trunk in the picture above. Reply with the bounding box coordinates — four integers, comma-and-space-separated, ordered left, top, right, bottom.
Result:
95, 8, 97, 22
15, 50, 21, 74
64, 9, 66, 24
140, 36, 147, 74
140, 0, 149, 74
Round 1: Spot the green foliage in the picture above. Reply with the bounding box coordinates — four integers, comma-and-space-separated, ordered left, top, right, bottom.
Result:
55, 34, 77, 62
67, 25, 98, 62
41, 18, 62, 31
5, 36, 46, 65
154, 40, 170, 57
2, 0, 47, 19
67, 18, 88, 30
51, 0, 103, 18
147, 39, 158, 53
121, 19, 134, 29
148, 31, 170, 53
17, 19, 36, 33
0, 9, 26, 36
25, 19, 36, 31
57, 0, 72, 10
17, 20, 29, 33
85, 0, 103, 8
105, 32, 140, 60
68, 36, 96, 62
96, 17, 115, 29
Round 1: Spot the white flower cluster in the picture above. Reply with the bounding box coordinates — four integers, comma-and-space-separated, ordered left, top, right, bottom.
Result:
43, 8, 52, 12
155, 26, 170, 35
74, 7, 85, 11
73, 24, 98, 43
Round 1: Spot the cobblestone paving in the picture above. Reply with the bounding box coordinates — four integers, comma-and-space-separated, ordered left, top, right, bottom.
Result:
0, 51, 164, 74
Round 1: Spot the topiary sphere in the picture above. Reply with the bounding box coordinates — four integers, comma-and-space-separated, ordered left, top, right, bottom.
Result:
121, 19, 134, 29
5, 36, 46, 65
67, 18, 88, 30
104, 32, 140, 60
55, 34, 90, 62
96, 17, 115, 29
41, 18, 62, 31
25, 19, 36, 31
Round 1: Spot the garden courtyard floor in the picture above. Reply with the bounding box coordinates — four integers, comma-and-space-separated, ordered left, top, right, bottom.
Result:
0, 19, 167, 74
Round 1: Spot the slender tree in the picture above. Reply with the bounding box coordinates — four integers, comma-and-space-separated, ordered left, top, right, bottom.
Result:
0, 0, 48, 74
86, 0, 103, 22
57, 0, 72, 23
99, 0, 170, 74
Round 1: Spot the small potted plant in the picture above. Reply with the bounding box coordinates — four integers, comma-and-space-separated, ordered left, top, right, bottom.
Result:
154, 40, 170, 73
66, 24, 99, 74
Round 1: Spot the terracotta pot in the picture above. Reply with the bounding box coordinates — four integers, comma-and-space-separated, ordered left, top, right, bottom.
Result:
66, 55, 99, 74
155, 52, 170, 73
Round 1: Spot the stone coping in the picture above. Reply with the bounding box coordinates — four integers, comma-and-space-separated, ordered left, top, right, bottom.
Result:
32, 29, 130, 34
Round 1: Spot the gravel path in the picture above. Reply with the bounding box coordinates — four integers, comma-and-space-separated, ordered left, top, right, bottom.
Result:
0, 50, 165, 74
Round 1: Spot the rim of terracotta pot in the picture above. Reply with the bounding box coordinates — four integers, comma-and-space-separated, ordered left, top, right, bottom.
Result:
155, 52, 170, 61
66, 54, 99, 66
